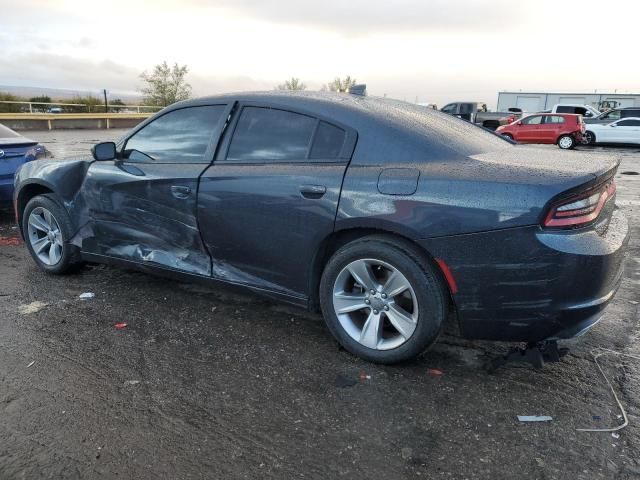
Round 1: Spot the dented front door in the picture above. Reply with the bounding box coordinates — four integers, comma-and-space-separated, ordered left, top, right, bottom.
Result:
79, 104, 230, 275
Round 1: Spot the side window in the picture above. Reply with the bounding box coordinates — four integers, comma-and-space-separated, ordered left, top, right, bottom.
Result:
555, 106, 571, 113
459, 103, 473, 114
227, 107, 316, 161
617, 120, 640, 127
522, 115, 543, 125
545, 115, 565, 124
602, 110, 621, 121
310, 122, 346, 159
123, 106, 224, 163
441, 104, 457, 114
621, 110, 640, 118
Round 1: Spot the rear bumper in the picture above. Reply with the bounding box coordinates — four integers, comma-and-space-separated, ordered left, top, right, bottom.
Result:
420, 208, 629, 342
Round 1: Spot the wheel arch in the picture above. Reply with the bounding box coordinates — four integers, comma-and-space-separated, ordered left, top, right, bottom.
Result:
16, 181, 56, 238
308, 227, 458, 314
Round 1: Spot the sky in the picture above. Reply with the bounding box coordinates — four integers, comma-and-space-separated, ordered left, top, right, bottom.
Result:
1, 0, 639, 107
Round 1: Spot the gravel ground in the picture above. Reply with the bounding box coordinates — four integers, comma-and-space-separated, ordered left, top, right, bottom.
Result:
1, 130, 639, 479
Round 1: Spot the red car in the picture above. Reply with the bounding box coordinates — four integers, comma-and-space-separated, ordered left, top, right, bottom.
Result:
496, 113, 585, 149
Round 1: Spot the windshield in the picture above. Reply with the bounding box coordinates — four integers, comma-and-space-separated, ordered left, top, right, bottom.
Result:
0, 124, 21, 139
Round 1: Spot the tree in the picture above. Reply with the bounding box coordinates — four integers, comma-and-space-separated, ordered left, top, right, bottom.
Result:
276, 77, 306, 91
29, 96, 52, 104
0, 92, 22, 113
110, 98, 126, 113
140, 61, 192, 107
324, 76, 357, 93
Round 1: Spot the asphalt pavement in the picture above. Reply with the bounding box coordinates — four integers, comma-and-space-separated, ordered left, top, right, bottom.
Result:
1, 130, 639, 479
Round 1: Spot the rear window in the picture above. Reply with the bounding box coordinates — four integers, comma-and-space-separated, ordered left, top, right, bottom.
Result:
545, 115, 566, 124
227, 107, 316, 161
0, 124, 21, 138
310, 122, 345, 159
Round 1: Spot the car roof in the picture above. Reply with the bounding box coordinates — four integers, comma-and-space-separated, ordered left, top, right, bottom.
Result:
164, 91, 511, 160
526, 113, 580, 117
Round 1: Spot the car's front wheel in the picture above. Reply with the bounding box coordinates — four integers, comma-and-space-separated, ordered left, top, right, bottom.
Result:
319, 236, 447, 364
558, 134, 576, 150
22, 194, 80, 274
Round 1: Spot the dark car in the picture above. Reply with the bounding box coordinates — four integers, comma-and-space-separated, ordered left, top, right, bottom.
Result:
13, 92, 628, 364
0, 124, 46, 208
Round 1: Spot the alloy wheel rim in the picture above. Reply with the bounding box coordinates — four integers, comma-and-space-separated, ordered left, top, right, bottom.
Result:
27, 207, 63, 266
332, 258, 419, 350
559, 136, 573, 148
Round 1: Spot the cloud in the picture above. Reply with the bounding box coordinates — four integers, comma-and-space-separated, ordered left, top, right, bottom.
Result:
207, 0, 529, 35
0, 53, 271, 99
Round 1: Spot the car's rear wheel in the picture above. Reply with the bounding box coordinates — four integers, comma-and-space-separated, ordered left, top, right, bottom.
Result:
319, 236, 447, 364
558, 134, 576, 150
23, 194, 80, 274
583, 131, 596, 145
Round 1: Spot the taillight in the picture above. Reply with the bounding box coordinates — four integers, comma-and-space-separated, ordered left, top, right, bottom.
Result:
543, 180, 616, 228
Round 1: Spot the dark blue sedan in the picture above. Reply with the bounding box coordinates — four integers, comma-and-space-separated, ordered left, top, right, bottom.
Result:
0, 124, 46, 208
12, 92, 629, 364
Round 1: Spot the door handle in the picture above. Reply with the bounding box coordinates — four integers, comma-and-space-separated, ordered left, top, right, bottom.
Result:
171, 185, 192, 199
299, 184, 327, 199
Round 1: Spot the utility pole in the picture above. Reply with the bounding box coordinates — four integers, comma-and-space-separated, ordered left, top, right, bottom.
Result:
103, 89, 108, 113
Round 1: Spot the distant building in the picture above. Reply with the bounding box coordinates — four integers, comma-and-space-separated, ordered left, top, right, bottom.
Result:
497, 91, 640, 112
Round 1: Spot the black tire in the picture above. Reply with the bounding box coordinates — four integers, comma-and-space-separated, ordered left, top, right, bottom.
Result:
557, 134, 576, 150
584, 131, 596, 145
319, 235, 448, 364
22, 194, 81, 274
501, 133, 514, 140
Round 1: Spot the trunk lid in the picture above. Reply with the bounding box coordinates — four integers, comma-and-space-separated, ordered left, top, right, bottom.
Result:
469, 146, 618, 192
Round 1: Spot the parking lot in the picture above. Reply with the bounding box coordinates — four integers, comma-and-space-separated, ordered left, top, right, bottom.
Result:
1, 130, 639, 479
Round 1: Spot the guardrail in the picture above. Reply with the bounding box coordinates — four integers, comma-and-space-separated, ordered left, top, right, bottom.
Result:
0, 112, 152, 130
0, 100, 163, 114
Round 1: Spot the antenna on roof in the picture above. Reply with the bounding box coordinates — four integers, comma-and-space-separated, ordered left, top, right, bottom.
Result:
348, 84, 367, 96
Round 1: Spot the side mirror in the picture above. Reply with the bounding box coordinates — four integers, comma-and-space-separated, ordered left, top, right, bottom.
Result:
91, 142, 117, 161
610, 124, 617, 128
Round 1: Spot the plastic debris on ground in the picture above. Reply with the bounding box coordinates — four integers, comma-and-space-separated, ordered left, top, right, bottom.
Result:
359, 372, 371, 381
18, 301, 48, 315
427, 368, 444, 376
79, 292, 95, 299
124, 380, 141, 386
518, 415, 553, 422
114, 322, 128, 329
26, 361, 35, 368
612, 433, 621, 439
577, 348, 640, 432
